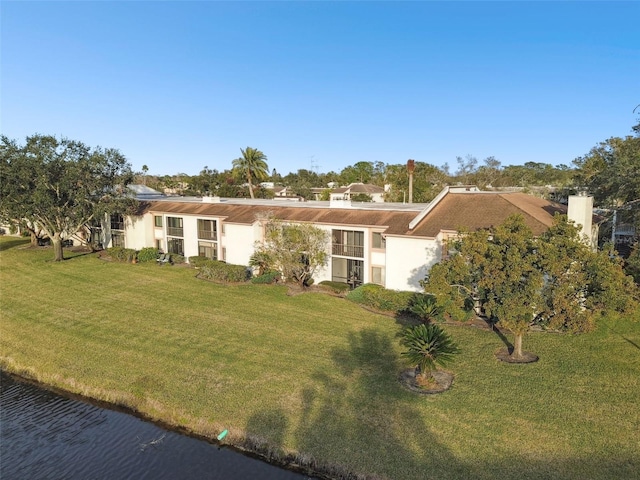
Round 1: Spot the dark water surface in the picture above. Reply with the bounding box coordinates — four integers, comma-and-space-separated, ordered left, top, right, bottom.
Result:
0, 372, 310, 480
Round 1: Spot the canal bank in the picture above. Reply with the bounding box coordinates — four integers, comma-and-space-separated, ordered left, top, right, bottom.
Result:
1, 371, 314, 480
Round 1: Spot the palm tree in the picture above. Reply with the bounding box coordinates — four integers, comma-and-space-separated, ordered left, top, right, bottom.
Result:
401, 324, 460, 382
232, 147, 269, 199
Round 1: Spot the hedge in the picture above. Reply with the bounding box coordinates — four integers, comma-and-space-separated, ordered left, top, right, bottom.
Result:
346, 283, 416, 314
198, 260, 250, 283
137, 247, 160, 263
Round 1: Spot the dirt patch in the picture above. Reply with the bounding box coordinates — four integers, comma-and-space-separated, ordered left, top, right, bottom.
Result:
398, 368, 454, 395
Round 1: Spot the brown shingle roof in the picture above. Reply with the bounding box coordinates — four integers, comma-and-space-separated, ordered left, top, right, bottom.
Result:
408, 193, 566, 237
141, 191, 567, 238
144, 201, 417, 231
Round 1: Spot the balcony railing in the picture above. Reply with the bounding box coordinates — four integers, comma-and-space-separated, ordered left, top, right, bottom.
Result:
332, 244, 364, 258
198, 230, 217, 241
166, 227, 184, 237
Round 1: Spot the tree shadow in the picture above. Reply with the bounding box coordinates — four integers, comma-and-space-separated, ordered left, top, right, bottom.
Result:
238, 326, 639, 479
0, 238, 30, 251
291, 328, 469, 479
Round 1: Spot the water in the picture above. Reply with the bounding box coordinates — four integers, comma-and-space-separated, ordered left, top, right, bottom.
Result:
0, 372, 310, 480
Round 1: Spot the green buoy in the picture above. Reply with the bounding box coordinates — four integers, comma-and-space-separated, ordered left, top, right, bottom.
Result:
217, 429, 228, 441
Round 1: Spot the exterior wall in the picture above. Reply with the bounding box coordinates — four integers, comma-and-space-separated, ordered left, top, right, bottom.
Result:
222, 223, 258, 266
567, 195, 596, 249
384, 235, 440, 292
125, 214, 153, 251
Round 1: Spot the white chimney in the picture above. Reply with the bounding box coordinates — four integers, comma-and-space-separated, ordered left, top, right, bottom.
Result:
202, 196, 221, 203
567, 193, 594, 248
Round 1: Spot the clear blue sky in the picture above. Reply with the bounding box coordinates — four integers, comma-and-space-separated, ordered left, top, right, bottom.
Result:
2, 1, 638, 177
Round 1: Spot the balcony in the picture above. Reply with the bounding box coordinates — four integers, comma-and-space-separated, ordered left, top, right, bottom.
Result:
166, 227, 184, 237
332, 244, 364, 258
198, 230, 217, 241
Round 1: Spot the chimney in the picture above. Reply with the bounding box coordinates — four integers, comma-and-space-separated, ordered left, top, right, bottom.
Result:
202, 195, 221, 203
407, 159, 415, 204
567, 193, 594, 248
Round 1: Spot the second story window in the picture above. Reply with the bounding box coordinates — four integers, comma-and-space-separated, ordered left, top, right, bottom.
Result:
332, 229, 364, 258
372, 232, 386, 250
167, 217, 183, 237
110, 214, 125, 231
198, 219, 217, 240
154, 216, 163, 228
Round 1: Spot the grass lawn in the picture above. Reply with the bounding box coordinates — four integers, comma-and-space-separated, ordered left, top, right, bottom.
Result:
1, 237, 639, 480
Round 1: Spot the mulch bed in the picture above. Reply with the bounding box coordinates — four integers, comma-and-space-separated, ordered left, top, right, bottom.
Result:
398, 368, 454, 395
494, 348, 539, 363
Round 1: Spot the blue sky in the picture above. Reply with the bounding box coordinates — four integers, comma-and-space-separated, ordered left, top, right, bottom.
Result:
2, 1, 638, 177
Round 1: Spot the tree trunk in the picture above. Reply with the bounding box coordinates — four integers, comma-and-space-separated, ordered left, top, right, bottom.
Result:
247, 173, 255, 199
52, 233, 64, 262
512, 332, 523, 359
30, 231, 38, 247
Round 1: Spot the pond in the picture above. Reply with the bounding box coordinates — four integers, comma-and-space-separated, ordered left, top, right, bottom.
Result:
0, 371, 312, 479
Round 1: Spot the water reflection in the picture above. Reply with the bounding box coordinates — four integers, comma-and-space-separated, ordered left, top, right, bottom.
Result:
0, 372, 309, 479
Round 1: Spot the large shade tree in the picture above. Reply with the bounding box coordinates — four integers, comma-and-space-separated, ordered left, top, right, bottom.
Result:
422, 214, 638, 361
232, 147, 269, 199
0, 134, 136, 261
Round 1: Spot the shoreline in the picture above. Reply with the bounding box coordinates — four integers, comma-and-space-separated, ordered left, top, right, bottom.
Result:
0, 366, 357, 480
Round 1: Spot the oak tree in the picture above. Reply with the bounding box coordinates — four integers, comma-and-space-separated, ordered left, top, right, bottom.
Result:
0, 134, 136, 261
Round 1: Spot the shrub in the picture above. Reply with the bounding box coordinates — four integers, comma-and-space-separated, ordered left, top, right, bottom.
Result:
107, 247, 137, 262
409, 293, 444, 323
171, 254, 185, 265
401, 323, 460, 380
251, 270, 282, 284
188, 256, 210, 268
318, 281, 351, 295
137, 247, 160, 263
346, 284, 415, 313
199, 260, 250, 283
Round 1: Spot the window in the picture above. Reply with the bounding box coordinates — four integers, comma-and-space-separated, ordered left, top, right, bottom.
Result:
110, 214, 125, 231
197, 219, 217, 240
332, 229, 364, 258
372, 232, 386, 250
167, 217, 183, 237
198, 241, 217, 260
111, 232, 125, 248
154, 216, 163, 228
372, 266, 385, 286
332, 257, 363, 288
222, 247, 227, 261
167, 238, 184, 255
155, 239, 163, 251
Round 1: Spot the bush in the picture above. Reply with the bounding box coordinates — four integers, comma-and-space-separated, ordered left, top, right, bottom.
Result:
171, 254, 185, 265
318, 281, 351, 295
188, 256, 210, 268
137, 247, 160, 263
107, 247, 137, 262
251, 270, 282, 284
346, 283, 415, 313
199, 260, 250, 283
409, 293, 444, 323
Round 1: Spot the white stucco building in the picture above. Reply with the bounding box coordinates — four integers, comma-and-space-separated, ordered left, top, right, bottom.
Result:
96, 186, 597, 292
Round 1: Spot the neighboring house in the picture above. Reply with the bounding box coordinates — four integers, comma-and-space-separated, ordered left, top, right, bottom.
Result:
329, 183, 386, 203
112, 185, 596, 292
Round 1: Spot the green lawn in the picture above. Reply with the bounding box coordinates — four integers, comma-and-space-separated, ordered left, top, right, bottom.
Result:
1, 237, 639, 480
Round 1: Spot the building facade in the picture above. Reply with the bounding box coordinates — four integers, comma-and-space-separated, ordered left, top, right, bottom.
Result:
102, 186, 596, 292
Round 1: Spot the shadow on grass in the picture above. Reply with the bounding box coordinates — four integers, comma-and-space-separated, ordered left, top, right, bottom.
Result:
0, 238, 30, 251
242, 329, 640, 479
292, 329, 468, 479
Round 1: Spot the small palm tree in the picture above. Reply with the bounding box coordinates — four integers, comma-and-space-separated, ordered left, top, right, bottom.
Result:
409, 294, 443, 323
232, 147, 269, 199
401, 324, 460, 382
